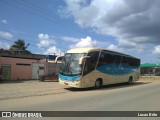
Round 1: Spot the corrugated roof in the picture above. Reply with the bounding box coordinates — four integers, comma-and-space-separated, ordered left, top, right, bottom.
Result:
141, 63, 160, 67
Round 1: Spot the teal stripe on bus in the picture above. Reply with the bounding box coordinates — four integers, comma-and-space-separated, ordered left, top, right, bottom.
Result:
96, 64, 139, 75
59, 74, 80, 81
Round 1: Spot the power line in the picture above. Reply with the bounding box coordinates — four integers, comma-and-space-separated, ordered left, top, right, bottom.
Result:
20, 0, 76, 26
1, 0, 107, 41
17, 0, 86, 35
0, 0, 84, 43
0, 0, 110, 53
19, 0, 95, 37
0, 0, 56, 24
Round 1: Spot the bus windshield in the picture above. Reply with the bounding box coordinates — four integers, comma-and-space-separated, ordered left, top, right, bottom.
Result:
60, 53, 86, 76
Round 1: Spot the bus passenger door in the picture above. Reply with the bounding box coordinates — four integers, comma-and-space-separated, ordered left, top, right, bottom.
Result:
82, 52, 99, 87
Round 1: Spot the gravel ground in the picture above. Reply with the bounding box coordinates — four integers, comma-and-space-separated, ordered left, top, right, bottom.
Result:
0, 80, 68, 100
0, 77, 159, 100
140, 76, 160, 81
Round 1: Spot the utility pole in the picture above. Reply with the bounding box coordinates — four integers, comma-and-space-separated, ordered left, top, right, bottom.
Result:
46, 54, 48, 74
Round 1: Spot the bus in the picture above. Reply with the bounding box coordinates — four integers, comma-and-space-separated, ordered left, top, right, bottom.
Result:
56, 48, 140, 88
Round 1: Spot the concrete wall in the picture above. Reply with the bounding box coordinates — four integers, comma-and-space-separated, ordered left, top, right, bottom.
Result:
0, 57, 46, 80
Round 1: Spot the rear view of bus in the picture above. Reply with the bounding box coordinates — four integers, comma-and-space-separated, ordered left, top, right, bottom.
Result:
58, 47, 140, 88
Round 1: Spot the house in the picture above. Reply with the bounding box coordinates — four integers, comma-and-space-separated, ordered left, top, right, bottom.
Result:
140, 63, 160, 76
0, 49, 62, 80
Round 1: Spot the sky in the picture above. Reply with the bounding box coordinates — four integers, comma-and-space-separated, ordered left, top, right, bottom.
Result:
0, 0, 160, 63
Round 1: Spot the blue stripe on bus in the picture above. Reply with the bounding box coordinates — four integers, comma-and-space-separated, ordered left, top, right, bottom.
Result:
59, 74, 80, 81
96, 64, 139, 75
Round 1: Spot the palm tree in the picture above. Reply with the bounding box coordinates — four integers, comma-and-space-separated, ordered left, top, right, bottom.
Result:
10, 39, 30, 53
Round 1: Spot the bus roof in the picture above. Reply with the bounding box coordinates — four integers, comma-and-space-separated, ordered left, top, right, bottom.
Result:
66, 47, 139, 59
67, 47, 101, 53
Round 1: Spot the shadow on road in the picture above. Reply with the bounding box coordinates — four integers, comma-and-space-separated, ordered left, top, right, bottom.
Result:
65, 81, 152, 92
38, 80, 58, 82
0, 79, 59, 84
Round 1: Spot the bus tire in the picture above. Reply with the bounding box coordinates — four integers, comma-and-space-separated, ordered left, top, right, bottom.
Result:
95, 79, 102, 89
128, 76, 133, 85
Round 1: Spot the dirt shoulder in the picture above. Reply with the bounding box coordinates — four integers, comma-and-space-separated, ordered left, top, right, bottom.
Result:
139, 76, 160, 82
0, 77, 159, 100
0, 80, 68, 100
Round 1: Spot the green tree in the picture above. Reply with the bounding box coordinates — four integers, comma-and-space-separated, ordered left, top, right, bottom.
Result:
10, 39, 30, 53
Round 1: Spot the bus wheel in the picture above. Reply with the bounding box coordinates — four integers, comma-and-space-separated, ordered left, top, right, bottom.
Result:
95, 79, 102, 89
128, 77, 133, 85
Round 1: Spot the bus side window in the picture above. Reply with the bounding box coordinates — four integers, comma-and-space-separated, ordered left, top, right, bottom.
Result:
98, 52, 122, 67
128, 58, 140, 67
122, 56, 129, 66
98, 52, 106, 66
98, 52, 115, 66
83, 52, 99, 76
113, 55, 121, 66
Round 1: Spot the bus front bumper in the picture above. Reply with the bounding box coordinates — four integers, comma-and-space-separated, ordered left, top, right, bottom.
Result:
59, 79, 81, 88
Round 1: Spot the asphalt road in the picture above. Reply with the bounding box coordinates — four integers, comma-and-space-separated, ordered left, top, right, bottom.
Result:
0, 81, 160, 120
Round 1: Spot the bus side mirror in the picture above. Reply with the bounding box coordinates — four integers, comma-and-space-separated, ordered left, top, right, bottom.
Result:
55, 56, 64, 63
79, 56, 90, 65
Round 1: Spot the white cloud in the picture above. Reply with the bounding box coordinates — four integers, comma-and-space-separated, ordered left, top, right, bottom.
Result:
0, 19, 8, 24
63, 36, 111, 50
61, 0, 160, 52
37, 33, 64, 55
0, 31, 13, 39
0, 41, 10, 49
62, 36, 79, 42
37, 34, 55, 48
70, 36, 97, 48
153, 45, 160, 55
0, 31, 12, 49
44, 46, 62, 55
107, 44, 119, 51
118, 39, 136, 48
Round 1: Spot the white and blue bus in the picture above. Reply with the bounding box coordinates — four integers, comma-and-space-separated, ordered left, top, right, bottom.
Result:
56, 48, 140, 88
